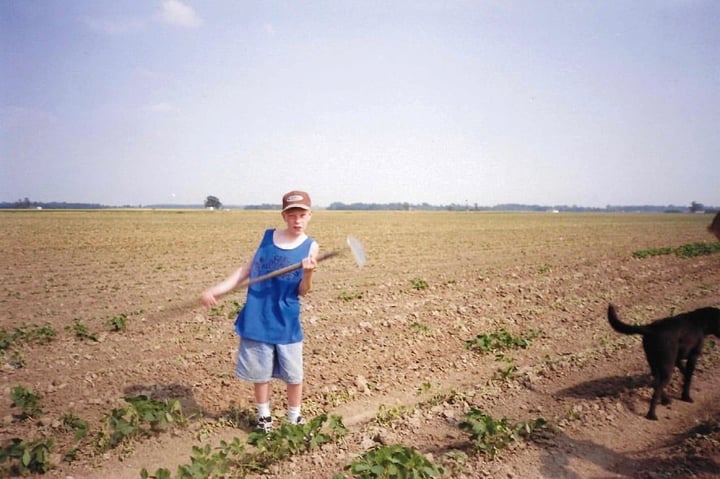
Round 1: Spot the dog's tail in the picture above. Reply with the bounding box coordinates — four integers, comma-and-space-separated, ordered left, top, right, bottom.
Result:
607, 304, 650, 335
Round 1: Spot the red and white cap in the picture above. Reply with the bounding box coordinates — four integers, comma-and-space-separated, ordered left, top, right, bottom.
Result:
281, 190, 311, 212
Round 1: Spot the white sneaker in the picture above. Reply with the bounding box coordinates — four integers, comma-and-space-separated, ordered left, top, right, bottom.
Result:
255, 416, 273, 433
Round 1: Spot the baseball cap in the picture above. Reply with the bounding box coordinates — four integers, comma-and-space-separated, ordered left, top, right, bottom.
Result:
281, 190, 311, 212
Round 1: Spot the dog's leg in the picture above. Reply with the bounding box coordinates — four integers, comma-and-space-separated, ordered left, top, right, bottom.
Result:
647, 358, 673, 420
647, 379, 663, 420
681, 353, 699, 402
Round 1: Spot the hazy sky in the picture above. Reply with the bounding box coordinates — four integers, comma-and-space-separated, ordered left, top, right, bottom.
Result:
2, 1, 719, 208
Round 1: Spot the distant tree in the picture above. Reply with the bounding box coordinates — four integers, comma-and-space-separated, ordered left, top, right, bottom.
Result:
690, 201, 704, 213
15, 197, 31, 209
205, 195, 222, 209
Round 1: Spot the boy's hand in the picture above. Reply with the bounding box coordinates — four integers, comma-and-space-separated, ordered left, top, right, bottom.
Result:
200, 289, 218, 307
301, 255, 317, 271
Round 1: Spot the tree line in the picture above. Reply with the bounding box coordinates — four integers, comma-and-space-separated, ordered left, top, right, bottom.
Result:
1, 197, 715, 214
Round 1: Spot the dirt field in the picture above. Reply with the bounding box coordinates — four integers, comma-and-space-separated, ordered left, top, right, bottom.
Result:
2, 209, 720, 478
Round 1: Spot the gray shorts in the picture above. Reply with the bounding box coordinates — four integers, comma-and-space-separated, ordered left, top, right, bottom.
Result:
236, 338, 303, 384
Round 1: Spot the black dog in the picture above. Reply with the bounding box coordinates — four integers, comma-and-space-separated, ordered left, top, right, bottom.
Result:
607, 304, 720, 420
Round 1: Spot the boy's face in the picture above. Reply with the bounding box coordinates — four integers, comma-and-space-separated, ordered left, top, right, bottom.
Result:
282, 208, 312, 235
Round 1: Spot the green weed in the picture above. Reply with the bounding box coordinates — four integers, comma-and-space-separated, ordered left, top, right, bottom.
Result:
410, 322, 430, 334
142, 415, 347, 479
338, 290, 364, 301
375, 404, 415, 427
227, 299, 244, 318
141, 438, 248, 479
465, 328, 542, 354
107, 313, 128, 332
61, 412, 89, 440
66, 319, 99, 341
0, 438, 54, 475
97, 395, 185, 451
410, 278, 429, 290
1, 324, 56, 368
248, 414, 345, 465
340, 443, 444, 478
458, 408, 549, 459
492, 354, 518, 381
11, 385, 43, 418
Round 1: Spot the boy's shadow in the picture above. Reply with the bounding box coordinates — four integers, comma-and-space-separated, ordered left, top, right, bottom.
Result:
123, 383, 255, 431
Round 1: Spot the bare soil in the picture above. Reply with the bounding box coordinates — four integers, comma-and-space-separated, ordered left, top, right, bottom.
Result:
1, 210, 719, 478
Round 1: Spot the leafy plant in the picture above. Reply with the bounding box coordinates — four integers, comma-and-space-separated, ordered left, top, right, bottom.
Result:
143, 416, 347, 478
338, 290, 364, 301
410, 278, 429, 290
0, 329, 10, 352
61, 412, 89, 440
458, 408, 549, 459
492, 354, 518, 381
97, 395, 185, 450
11, 385, 43, 418
142, 438, 248, 479
465, 328, 542, 354
375, 404, 414, 427
341, 444, 444, 478
248, 414, 344, 464
0, 437, 54, 475
410, 322, 430, 334
15, 323, 57, 345
65, 319, 99, 341
227, 299, 244, 318
1, 324, 56, 358
107, 313, 128, 332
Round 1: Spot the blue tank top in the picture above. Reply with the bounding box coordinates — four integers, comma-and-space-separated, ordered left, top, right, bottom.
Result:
235, 229, 313, 344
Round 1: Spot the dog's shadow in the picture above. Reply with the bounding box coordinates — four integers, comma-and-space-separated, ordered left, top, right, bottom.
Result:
555, 373, 653, 417
556, 373, 649, 400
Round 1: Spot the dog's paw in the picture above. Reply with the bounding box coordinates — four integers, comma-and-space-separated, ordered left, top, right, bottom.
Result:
661, 397, 672, 405
646, 412, 659, 420
681, 395, 693, 403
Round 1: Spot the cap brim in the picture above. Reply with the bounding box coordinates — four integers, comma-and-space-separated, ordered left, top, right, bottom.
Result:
282, 204, 311, 212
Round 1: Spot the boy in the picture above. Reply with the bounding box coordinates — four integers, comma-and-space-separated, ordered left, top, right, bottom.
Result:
201, 190, 319, 431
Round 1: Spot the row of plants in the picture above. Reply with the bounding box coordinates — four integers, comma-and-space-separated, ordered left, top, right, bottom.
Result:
632, 240, 720, 259
2, 315, 546, 477
1, 388, 185, 476
140, 406, 549, 479
0, 310, 145, 369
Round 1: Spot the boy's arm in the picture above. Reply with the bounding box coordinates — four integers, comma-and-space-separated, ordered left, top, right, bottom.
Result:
298, 241, 319, 296
201, 261, 250, 306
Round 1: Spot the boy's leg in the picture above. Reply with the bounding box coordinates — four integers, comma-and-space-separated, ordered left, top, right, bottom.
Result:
287, 382, 302, 407
286, 382, 303, 424
254, 382, 273, 431
274, 342, 304, 424
236, 339, 275, 431
255, 382, 271, 404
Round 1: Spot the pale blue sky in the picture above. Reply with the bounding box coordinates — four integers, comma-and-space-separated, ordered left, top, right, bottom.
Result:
1, 1, 719, 208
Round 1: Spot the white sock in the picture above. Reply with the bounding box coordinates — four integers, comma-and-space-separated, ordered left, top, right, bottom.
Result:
287, 405, 301, 423
256, 402, 271, 419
